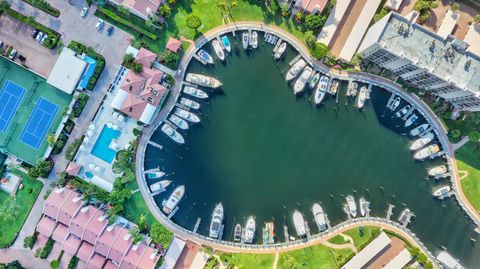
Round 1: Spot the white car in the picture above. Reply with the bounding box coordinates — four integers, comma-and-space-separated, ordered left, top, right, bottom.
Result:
8, 49, 17, 60
40, 34, 48, 45
36, 32, 44, 42
95, 19, 104, 30
0, 40, 3, 48
80, 7, 88, 17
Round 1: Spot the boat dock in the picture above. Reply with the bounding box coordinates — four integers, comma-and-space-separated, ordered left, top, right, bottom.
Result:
193, 53, 208, 66
419, 127, 434, 137
273, 37, 283, 53
343, 205, 352, 220
325, 214, 332, 230
386, 204, 395, 220
283, 225, 290, 242
402, 106, 416, 120
147, 141, 163, 150
400, 210, 412, 227
386, 93, 397, 108
151, 188, 167, 197
174, 102, 191, 112
168, 206, 179, 219
193, 218, 201, 233
289, 55, 302, 66
429, 151, 445, 159
183, 81, 198, 88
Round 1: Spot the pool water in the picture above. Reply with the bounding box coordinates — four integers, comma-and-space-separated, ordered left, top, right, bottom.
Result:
91, 125, 121, 163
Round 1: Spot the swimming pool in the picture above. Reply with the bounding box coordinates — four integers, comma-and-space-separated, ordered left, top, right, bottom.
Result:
91, 125, 121, 163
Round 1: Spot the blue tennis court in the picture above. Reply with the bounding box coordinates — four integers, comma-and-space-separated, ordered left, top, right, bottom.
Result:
19, 98, 59, 149
0, 80, 25, 132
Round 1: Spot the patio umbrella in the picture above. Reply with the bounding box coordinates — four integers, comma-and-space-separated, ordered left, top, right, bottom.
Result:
112, 124, 119, 130
84, 137, 90, 143
107, 122, 113, 128
94, 166, 101, 173
89, 124, 95, 130
88, 163, 95, 170
79, 145, 86, 151
87, 130, 94, 137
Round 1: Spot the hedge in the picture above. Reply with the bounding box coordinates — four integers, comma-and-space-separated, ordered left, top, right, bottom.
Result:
95, 8, 157, 40
39, 238, 54, 259
67, 41, 106, 91
67, 257, 78, 269
5, 8, 60, 48
22, 0, 60, 17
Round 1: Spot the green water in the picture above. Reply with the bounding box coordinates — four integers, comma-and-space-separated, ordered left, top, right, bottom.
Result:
145, 34, 480, 267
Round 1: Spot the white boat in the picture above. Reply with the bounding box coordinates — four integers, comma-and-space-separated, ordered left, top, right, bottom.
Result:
209, 203, 224, 239
346, 81, 358, 97
398, 208, 412, 226
437, 251, 465, 269
410, 123, 429, 136
433, 185, 451, 199
233, 224, 242, 242
180, 97, 200, 110
309, 72, 320, 89
359, 197, 369, 217
212, 39, 225, 61
262, 222, 275, 244
312, 203, 327, 232
428, 165, 448, 177
146, 171, 165, 180
285, 58, 306, 81
414, 144, 440, 160
404, 113, 418, 127
250, 31, 258, 49
162, 185, 185, 215
243, 216, 256, 243
197, 49, 214, 64
395, 105, 411, 118
183, 86, 208, 99
169, 114, 189, 130
293, 66, 313, 95
221, 35, 231, 53
410, 132, 434, 151
186, 73, 222, 88
161, 124, 185, 144
357, 86, 368, 109
149, 180, 171, 193
274, 42, 287, 59
293, 210, 306, 237
389, 97, 401, 111
314, 75, 329, 105
175, 108, 200, 123
328, 80, 339, 95
346, 195, 357, 217
242, 32, 249, 49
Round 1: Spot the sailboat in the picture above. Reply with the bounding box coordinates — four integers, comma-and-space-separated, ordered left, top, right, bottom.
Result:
250, 31, 258, 49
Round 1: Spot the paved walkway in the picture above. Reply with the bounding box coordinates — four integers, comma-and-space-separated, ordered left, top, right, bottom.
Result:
0, 249, 51, 268
452, 136, 470, 151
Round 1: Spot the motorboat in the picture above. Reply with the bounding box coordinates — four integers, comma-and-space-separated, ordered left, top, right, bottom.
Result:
183, 86, 208, 99
410, 132, 434, 151
242, 32, 249, 49
357, 86, 368, 109
186, 73, 222, 88
293, 210, 306, 237
180, 97, 200, 110
293, 66, 313, 95
308, 72, 320, 89
274, 42, 287, 59
414, 144, 440, 160
347, 81, 358, 97
197, 49, 214, 64
437, 251, 465, 269
212, 39, 225, 61
328, 80, 339, 95
262, 222, 275, 244
389, 97, 401, 111
359, 197, 370, 217
433, 185, 451, 199
221, 35, 231, 53
161, 123, 185, 144
175, 108, 200, 123
146, 170, 165, 180
398, 208, 412, 226
250, 31, 258, 49
209, 203, 224, 239
346, 195, 357, 217
410, 123, 429, 137
428, 165, 448, 177
243, 216, 256, 243
285, 58, 306, 81
162, 185, 185, 215
395, 105, 411, 118
169, 114, 189, 130
312, 203, 327, 232
404, 113, 418, 127
149, 180, 171, 193
314, 75, 329, 105
233, 224, 242, 242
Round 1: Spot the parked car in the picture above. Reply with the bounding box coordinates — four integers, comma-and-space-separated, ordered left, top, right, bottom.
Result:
31, 29, 39, 38
106, 25, 114, 36
8, 49, 17, 60
95, 19, 104, 30
0, 40, 3, 48
40, 34, 48, 45
80, 7, 88, 17
35, 32, 44, 42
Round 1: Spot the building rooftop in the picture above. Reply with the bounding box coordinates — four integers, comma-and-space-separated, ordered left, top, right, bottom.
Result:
159, 237, 186, 269
47, 48, 87, 94
297, 0, 328, 13
166, 37, 182, 53
464, 24, 480, 56
378, 13, 480, 95
341, 232, 391, 269
437, 10, 459, 39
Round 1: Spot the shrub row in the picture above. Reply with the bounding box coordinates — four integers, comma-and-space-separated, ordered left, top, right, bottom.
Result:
39, 238, 54, 259
22, 0, 60, 17
95, 8, 157, 40
67, 41, 106, 91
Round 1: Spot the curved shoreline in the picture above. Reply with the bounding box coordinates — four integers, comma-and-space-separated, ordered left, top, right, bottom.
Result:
135, 22, 476, 259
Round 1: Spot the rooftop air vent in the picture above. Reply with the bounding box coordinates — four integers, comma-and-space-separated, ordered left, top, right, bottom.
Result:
81, 206, 89, 213
72, 197, 81, 203
98, 215, 107, 222
124, 233, 132, 240
107, 225, 115, 232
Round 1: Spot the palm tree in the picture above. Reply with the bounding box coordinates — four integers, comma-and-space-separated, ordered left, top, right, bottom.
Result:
474, 14, 480, 25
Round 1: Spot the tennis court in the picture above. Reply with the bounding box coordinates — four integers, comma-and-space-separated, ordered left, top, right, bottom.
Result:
0, 80, 25, 132
19, 98, 59, 149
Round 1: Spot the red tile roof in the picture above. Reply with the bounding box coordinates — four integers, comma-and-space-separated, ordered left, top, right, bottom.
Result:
63, 234, 82, 256
43, 188, 73, 220
297, 0, 328, 13
36, 216, 57, 237
70, 205, 97, 240
77, 241, 95, 262
166, 37, 182, 53
136, 48, 157, 67
65, 162, 82, 177
88, 253, 107, 269
52, 223, 69, 243
137, 246, 159, 269
119, 244, 147, 269
84, 210, 108, 245
96, 225, 122, 257
109, 228, 133, 263
104, 259, 119, 269
57, 191, 82, 226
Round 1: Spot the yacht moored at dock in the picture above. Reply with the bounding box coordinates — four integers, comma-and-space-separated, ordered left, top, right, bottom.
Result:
250, 31, 258, 49
437, 251, 465, 269
312, 203, 327, 232
169, 114, 189, 130
212, 39, 225, 61
428, 165, 448, 178
410, 132, 434, 151
286, 58, 306, 81
346, 81, 358, 97
183, 86, 209, 99
233, 224, 242, 242
398, 208, 412, 227
395, 105, 411, 118
186, 73, 222, 88
293, 210, 306, 237
180, 97, 201, 110
433, 185, 451, 199
262, 222, 275, 244
357, 86, 368, 109
209, 203, 224, 239
149, 180, 171, 193
404, 113, 418, 127
389, 97, 401, 111
274, 42, 287, 59
197, 49, 214, 64
293, 66, 313, 95
410, 123, 429, 136
328, 80, 339, 95
314, 75, 329, 105
242, 32, 249, 49
221, 35, 231, 52
162, 185, 185, 215
414, 144, 440, 160
359, 197, 370, 217
146, 170, 165, 180
243, 216, 256, 243
346, 195, 357, 217
175, 108, 200, 123
308, 72, 320, 89
161, 123, 185, 144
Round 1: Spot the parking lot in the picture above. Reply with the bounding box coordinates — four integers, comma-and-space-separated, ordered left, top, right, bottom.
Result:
0, 15, 58, 77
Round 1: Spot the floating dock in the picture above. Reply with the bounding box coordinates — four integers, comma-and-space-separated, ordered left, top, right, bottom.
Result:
193, 218, 201, 233
386, 204, 395, 220
386, 93, 397, 108
289, 55, 302, 66
147, 141, 163, 150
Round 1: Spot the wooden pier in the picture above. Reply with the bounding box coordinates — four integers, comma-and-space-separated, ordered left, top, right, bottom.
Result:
193, 218, 201, 233
147, 141, 163, 150
289, 55, 302, 66
386, 204, 395, 220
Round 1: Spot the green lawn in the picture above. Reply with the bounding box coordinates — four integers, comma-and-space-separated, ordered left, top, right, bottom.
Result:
123, 181, 157, 228
343, 226, 380, 249
278, 244, 353, 269
457, 142, 480, 211
0, 168, 42, 248
328, 234, 348, 245
221, 252, 275, 269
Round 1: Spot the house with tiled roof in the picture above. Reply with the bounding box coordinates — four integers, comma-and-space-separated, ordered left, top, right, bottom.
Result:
165, 37, 182, 53
109, 0, 162, 20
295, 0, 328, 14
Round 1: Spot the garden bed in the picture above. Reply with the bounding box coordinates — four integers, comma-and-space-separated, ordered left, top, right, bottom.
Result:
67, 41, 105, 91
22, 0, 60, 17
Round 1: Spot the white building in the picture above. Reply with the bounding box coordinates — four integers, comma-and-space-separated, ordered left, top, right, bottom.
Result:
47, 48, 87, 94
358, 11, 480, 112
341, 232, 391, 269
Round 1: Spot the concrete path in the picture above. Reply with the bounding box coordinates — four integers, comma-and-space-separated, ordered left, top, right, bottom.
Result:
272, 252, 279, 269
452, 136, 470, 151
0, 249, 51, 268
